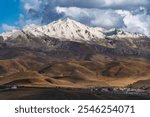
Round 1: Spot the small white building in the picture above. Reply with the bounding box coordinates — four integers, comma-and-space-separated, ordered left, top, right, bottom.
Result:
11, 85, 17, 90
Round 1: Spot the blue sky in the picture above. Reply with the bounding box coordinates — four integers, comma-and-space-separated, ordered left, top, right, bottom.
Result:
0, 0, 150, 36
0, 0, 21, 26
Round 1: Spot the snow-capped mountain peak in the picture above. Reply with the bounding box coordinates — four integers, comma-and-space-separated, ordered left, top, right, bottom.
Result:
41, 18, 106, 41
105, 28, 145, 39
0, 18, 147, 44
10, 18, 106, 42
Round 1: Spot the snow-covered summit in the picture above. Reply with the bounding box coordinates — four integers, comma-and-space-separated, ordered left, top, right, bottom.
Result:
0, 18, 147, 43
21, 18, 106, 42
105, 28, 145, 39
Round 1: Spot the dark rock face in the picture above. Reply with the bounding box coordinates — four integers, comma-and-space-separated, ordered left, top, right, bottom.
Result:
2, 32, 150, 59
0, 36, 3, 42
45, 38, 150, 59
0, 43, 7, 48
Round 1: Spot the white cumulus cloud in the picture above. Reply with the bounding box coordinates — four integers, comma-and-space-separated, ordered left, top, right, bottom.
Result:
56, 7, 124, 29
116, 9, 150, 35
2, 0, 149, 36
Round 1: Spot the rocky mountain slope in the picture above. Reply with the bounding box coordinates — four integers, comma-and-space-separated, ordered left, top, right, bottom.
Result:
0, 18, 150, 58
0, 18, 150, 89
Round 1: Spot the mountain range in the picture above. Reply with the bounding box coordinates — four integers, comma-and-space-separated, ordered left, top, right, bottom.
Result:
0, 18, 150, 90
0, 18, 150, 58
